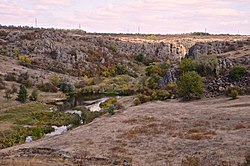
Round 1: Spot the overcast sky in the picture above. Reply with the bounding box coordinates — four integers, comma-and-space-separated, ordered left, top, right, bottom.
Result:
0, 0, 250, 34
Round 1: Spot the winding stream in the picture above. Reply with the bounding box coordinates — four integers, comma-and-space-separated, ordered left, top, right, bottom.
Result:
44, 97, 109, 137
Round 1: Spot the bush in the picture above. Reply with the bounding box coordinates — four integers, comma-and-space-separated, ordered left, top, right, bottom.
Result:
17, 85, 28, 103
243, 152, 250, 166
167, 82, 177, 94
13, 49, 19, 55
11, 84, 18, 93
135, 53, 145, 63
154, 90, 170, 100
134, 94, 151, 105
3, 89, 12, 101
177, 71, 204, 100
180, 58, 196, 73
225, 86, 241, 96
230, 89, 238, 99
0, 78, 6, 89
2, 49, 8, 55
49, 75, 64, 87
17, 72, 32, 88
74, 80, 87, 89
146, 62, 169, 77
18, 55, 32, 64
37, 82, 58, 93
108, 105, 115, 115
229, 66, 247, 80
195, 54, 218, 76
29, 89, 39, 101
147, 74, 161, 89
109, 44, 117, 52
4, 73, 17, 81
60, 81, 74, 94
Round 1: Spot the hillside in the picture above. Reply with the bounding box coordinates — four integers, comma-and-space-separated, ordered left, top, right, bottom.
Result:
0, 96, 249, 165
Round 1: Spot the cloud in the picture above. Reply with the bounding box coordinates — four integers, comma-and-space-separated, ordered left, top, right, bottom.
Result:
0, 0, 249, 34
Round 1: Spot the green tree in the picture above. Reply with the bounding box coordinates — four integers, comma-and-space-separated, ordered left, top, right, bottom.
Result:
180, 58, 196, 73
177, 71, 204, 100
17, 85, 28, 103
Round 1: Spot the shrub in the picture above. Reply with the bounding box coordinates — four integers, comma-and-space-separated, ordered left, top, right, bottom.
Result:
146, 62, 169, 77
37, 82, 58, 93
49, 74, 64, 87
3, 89, 12, 101
2, 49, 8, 55
29, 89, 39, 101
109, 44, 117, 52
4, 73, 17, 81
60, 81, 74, 94
11, 84, 18, 93
225, 86, 241, 96
147, 74, 161, 89
180, 58, 196, 73
167, 82, 177, 94
177, 71, 204, 100
108, 105, 115, 115
195, 54, 218, 76
154, 90, 170, 100
17, 85, 28, 103
115, 63, 128, 75
32, 128, 44, 139
229, 66, 247, 80
17, 72, 29, 82
18, 55, 32, 64
243, 152, 250, 166
0, 78, 6, 89
135, 53, 145, 63
134, 94, 151, 105
74, 80, 87, 89
230, 89, 238, 99
13, 49, 19, 55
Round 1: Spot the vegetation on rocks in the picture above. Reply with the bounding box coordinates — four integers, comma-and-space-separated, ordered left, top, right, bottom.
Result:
180, 57, 196, 73
229, 66, 247, 80
18, 55, 32, 65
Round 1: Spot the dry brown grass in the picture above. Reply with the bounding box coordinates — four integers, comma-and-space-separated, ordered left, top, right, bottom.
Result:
109, 146, 127, 153
118, 123, 163, 139
184, 128, 216, 140
193, 120, 210, 127
234, 123, 246, 130
0, 156, 72, 166
122, 116, 157, 125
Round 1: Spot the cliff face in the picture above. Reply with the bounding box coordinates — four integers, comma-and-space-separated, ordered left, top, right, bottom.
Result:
1, 26, 249, 76
0, 27, 191, 76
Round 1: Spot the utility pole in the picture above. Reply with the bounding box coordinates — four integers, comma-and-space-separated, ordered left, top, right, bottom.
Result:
205, 28, 207, 34
79, 24, 81, 29
35, 18, 37, 27
138, 26, 140, 34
